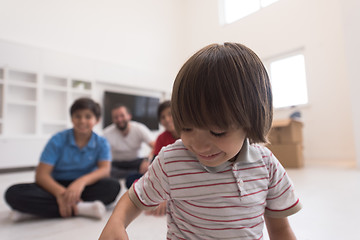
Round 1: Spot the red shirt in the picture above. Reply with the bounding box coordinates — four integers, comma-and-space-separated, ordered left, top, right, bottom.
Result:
153, 130, 177, 156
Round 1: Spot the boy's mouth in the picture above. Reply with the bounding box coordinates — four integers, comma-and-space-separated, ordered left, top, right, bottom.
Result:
197, 152, 221, 160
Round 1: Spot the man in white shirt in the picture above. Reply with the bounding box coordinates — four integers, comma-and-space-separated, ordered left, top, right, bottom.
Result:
103, 104, 154, 179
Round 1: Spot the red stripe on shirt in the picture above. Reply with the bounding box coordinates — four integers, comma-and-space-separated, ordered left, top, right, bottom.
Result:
175, 215, 265, 231
266, 198, 300, 212
267, 184, 292, 201
268, 172, 286, 189
164, 147, 188, 152
151, 164, 170, 196
176, 204, 264, 223
133, 182, 159, 207
171, 181, 237, 191
167, 170, 208, 178
183, 199, 266, 209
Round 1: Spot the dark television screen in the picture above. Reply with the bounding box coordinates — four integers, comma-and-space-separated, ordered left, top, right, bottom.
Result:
103, 91, 160, 130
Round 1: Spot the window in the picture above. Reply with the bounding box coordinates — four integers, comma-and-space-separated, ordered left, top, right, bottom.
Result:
220, 0, 279, 24
265, 53, 308, 109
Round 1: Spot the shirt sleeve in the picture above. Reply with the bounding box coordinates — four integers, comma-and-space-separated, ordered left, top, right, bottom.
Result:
98, 137, 112, 161
39, 135, 61, 166
264, 150, 302, 218
153, 134, 163, 157
128, 148, 170, 210
138, 123, 153, 144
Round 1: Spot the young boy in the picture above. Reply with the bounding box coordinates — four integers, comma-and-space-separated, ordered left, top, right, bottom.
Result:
5, 98, 120, 221
99, 43, 301, 239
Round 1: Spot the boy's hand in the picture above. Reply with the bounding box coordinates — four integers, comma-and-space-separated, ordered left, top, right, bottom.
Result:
63, 179, 86, 206
139, 159, 149, 174
56, 193, 74, 218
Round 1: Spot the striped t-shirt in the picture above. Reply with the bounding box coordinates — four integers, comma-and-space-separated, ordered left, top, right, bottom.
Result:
129, 139, 301, 239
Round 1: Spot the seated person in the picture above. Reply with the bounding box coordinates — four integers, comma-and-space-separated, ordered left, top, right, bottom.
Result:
5, 98, 120, 221
153, 100, 179, 157
103, 104, 154, 179
127, 100, 179, 216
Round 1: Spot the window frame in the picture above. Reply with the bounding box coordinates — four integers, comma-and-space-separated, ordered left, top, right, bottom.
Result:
219, 0, 279, 25
263, 49, 309, 110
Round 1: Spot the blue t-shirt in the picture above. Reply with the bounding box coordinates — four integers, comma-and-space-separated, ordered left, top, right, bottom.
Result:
40, 129, 111, 180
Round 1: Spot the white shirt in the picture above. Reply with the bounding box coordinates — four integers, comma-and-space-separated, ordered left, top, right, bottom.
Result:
103, 121, 152, 161
129, 139, 301, 239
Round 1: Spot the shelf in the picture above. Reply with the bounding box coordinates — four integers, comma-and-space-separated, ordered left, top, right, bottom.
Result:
8, 85, 37, 102
7, 100, 37, 106
6, 105, 36, 135
72, 79, 92, 91
0, 67, 95, 139
43, 85, 67, 92
42, 89, 67, 122
43, 75, 67, 88
8, 70, 36, 84
7, 80, 37, 88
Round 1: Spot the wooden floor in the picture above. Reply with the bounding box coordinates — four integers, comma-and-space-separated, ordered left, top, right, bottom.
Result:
1, 166, 359, 240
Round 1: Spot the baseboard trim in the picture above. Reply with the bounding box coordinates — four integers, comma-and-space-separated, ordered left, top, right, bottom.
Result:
0, 166, 36, 174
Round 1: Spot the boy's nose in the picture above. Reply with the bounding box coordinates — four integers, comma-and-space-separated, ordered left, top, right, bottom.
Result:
191, 129, 211, 152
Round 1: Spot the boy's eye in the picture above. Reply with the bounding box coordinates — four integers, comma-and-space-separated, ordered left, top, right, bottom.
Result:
210, 131, 226, 137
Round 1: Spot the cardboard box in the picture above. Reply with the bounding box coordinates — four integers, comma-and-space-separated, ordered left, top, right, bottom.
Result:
267, 143, 304, 168
268, 119, 303, 144
266, 119, 304, 168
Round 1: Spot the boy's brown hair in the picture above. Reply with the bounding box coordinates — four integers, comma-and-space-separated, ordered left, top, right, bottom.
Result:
171, 42, 273, 143
157, 100, 171, 121
70, 97, 101, 120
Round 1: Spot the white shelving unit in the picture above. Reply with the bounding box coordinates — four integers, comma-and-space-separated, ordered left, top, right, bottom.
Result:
0, 66, 95, 138
0, 40, 167, 169
3, 69, 38, 136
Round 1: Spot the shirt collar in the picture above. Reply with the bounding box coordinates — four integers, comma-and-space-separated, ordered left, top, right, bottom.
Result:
201, 139, 262, 173
69, 129, 96, 149
233, 138, 262, 164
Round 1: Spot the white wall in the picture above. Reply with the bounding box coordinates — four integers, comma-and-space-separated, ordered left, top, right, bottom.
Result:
340, 0, 360, 166
183, 0, 357, 166
0, 0, 186, 92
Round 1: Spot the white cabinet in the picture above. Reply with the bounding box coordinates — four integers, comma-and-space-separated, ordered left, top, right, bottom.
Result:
5, 69, 38, 135
41, 75, 68, 135
0, 66, 94, 138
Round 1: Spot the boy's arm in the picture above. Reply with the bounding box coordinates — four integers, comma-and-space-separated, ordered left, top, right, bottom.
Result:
66, 160, 111, 203
264, 216, 297, 240
99, 191, 142, 240
35, 162, 72, 217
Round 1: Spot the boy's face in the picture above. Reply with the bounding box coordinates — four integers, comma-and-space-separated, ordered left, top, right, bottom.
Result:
71, 109, 98, 135
159, 107, 175, 133
180, 126, 246, 167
